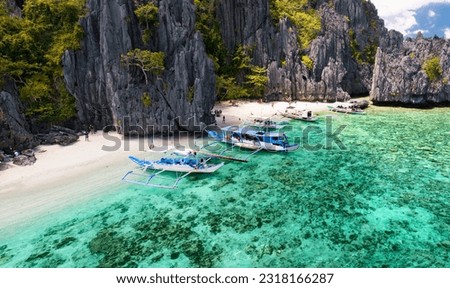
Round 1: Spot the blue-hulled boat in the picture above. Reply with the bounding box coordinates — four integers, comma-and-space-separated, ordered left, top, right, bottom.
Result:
206, 126, 299, 152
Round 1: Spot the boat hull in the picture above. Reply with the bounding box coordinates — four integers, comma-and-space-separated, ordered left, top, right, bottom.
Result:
221, 139, 299, 152
329, 108, 366, 115
207, 127, 299, 152
128, 156, 224, 173
281, 113, 318, 122
151, 162, 224, 173
281, 109, 318, 122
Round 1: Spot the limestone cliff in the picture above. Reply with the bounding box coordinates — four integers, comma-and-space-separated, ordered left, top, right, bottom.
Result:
371, 34, 450, 105
63, 0, 215, 134
214, 0, 399, 101
0, 79, 35, 152
3, 0, 450, 151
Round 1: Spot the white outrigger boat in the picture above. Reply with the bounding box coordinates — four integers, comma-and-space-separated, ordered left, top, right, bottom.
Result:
280, 108, 318, 122
206, 126, 299, 152
244, 117, 287, 130
122, 153, 224, 189
328, 104, 366, 115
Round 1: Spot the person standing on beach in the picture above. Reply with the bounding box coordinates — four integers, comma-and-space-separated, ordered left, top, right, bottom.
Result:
222, 115, 225, 123
89, 124, 96, 134
84, 131, 89, 141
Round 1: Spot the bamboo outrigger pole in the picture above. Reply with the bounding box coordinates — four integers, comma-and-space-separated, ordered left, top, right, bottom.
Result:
196, 151, 249, 163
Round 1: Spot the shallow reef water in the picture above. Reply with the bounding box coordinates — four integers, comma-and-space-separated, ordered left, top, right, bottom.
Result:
0, 107, 449, 267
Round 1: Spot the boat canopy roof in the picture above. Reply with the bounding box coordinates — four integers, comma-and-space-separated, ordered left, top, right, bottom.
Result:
221, 126, 286, 137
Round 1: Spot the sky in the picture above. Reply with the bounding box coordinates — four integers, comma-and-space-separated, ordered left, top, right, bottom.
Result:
371, 0, 450, 38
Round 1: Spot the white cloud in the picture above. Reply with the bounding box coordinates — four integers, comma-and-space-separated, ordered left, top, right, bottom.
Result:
382, 10, 417, 36
444, 28, 450, 39
410, 29, 430, 35
371, 0, 450, 34
428, 10, 436, 17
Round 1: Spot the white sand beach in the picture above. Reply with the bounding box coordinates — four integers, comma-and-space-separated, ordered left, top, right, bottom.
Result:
0, 100, 330, 230
215, 100, 331, 126
0, 133, 134, 229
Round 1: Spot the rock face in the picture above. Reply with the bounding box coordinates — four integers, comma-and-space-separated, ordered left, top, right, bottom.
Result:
36, 126, 79, 146
0, 150, 12, 171
3, 0, 450, 155
0, 79, 35, 152
12, 149, 36, 166
5, 0, 22, 16
215, 0, 397, 101
371, 34, 450, 105
63, 0, 216, 135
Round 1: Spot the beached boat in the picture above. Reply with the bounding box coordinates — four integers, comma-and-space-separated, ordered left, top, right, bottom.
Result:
206, 126, 299, 152
243, 117, 287, 130
328, 104, 366, 115
122, 154, 224, 189
281, 108, 318, 122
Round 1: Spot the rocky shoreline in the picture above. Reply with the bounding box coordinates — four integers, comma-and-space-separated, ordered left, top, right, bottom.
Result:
0, 125, 80, 171
371, 100, 450, 108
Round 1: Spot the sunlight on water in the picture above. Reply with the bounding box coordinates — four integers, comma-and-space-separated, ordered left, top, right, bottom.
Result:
1, 107, 449, 267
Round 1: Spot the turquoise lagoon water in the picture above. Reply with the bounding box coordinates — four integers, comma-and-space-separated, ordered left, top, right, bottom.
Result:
0, 107, 449, 268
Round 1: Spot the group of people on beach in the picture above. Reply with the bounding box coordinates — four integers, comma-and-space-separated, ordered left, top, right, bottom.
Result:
213, 109, 226, 123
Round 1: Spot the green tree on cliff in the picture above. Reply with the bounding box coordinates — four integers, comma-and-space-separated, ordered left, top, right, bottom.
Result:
120, 49, 165, 85
120, 48, 165, 107
423, 56, 443, 82
134, 1, 159, 43
0, 0, 86, 123
270, 0, 321, 50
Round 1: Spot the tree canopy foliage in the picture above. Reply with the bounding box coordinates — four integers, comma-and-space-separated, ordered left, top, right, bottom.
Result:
134, 1, 158, 28
423, 56, 443, 82
270, 0, 321, 50
195, 1, 268, 100
349, 28, 378, 65
0, 0, 86, 123
134, 1, 158, 43
194, 0, 228, 74
120, 48, 165, 107
301, 55, 314, 70
121, 49, 165, 84
214, 45, 268, 100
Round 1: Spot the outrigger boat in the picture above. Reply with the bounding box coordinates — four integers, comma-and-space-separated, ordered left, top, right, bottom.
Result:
244, 117, 287, 130
328, 104, 366, 115
122, 153, 224, 189
206, 126, 299, 152
280, 108, 318, 122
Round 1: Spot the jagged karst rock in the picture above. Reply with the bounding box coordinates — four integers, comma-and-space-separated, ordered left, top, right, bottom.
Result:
21, 149, 34, 157
36, 126, 79, 146
215, 0, 397, 101
348, 99, 370, 109
12, 149, 36, 166
0, 150, 12, 171
371, 36, 450, 105
0, 79, 35, 152
3, 0, 450, 156
0, 163, 10, 171
63, 0, 216, 135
